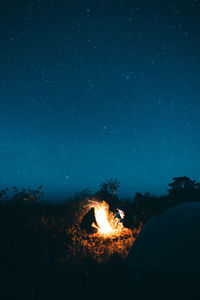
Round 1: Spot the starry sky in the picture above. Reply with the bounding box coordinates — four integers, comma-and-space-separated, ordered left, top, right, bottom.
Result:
0, 0, 200, 200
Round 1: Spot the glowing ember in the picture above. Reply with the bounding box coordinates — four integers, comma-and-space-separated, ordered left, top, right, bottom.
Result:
87, 199, 124, 236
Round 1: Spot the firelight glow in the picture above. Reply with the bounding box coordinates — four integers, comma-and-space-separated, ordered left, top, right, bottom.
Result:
88, 200, 124, 236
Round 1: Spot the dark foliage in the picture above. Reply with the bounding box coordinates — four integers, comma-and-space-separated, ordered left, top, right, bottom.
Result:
0, 176, 200, 299
124, 176, 200, 228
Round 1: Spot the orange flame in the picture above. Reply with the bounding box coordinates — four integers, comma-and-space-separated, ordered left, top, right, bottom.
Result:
87, 200, 124, 236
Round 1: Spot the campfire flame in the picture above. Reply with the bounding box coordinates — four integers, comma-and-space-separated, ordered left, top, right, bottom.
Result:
87, 200, 124, 236
94, 202, 113, 234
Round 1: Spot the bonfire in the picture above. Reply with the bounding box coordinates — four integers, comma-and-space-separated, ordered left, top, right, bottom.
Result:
87, 200, 125, 236
67, 199, 141, 264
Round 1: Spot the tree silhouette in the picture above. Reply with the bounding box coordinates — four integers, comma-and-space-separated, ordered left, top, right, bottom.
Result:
168, 176, 196, 193
95, 179, 120, 211
168, 176, 198, 203
10, 185, 44, 204
99, 178, 120, 195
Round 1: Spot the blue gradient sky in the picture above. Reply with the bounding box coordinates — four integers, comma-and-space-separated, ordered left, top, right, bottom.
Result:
0, 0, 200, 199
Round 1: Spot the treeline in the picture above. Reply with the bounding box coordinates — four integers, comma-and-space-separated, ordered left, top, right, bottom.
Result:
1, 176, 200, 227
124, 176, 200, 228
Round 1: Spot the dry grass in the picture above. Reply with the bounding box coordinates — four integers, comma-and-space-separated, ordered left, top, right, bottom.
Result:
66, 223, 141, 265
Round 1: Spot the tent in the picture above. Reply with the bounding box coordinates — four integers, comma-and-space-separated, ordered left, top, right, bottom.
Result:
126, 202, 200, 273
123, 203, 200, 299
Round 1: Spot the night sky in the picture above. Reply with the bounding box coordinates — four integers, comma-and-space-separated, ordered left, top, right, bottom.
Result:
0, 0, 200, 200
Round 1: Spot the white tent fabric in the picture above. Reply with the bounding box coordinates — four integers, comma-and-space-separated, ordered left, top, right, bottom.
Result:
126, 202, 200, 273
